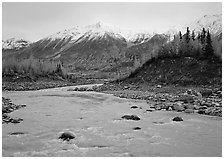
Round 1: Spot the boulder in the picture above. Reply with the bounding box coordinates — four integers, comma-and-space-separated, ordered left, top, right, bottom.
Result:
59, 132, 75, 141
121, 115, 140, 121
172, 102, 185, 112
210, 109, 222, 117
10, 132, 26, 135
198, 109, 205, 114
166, 106, 173, 111
178, 95, 194, 103
11, 119, 22, 123
154, 104, 162, 110
193, 105, 200, 110
199, 106, 208, 110
146, 109, 154, 112
184, 104, 194, 110
172, 116, 183, 122
131, 106, 138, 109
204, 108, 213, 115
133, 127, 141, 130
201, 102, 213, 107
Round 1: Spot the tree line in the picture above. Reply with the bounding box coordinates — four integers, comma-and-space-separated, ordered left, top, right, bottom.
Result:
158, 27, 216, 60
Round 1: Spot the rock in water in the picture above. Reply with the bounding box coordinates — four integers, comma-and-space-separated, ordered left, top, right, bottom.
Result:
121, 115, 141, 121
10, 132, 26, 135
59, 132, 75, 141
172, 116, 183, 122
133, 127, 141, 130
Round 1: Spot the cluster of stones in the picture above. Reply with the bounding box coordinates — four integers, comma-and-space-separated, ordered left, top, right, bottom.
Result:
2, 81, 71, 91
2, 97, 26, 124
70, 87, 94, 92
93, 82, 222, 117
147, 88, 222, 117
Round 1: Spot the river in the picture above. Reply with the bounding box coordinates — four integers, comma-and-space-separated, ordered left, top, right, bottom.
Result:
2, 85, 222, 157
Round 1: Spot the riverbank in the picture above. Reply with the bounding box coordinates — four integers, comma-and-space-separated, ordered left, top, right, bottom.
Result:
2, 75, 107, 91
71, 83, 222, 117
2, 97, 26, 124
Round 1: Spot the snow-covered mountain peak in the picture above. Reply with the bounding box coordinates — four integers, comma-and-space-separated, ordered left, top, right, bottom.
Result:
2, 38, 30, 50
85, 21, 122, 34
43, 21, 152, 44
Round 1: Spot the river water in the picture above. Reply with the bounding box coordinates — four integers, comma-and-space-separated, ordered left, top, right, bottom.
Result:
2, 86, 222, 157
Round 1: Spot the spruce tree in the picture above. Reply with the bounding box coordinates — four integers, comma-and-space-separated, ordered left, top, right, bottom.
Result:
184, 27, 191, 56
179, 31, 182, 40
192, 31, 195, 41
200, 28, 207, 57
204, 30, 214, 59
185, 27, 190, 43
201, 28, 206, 44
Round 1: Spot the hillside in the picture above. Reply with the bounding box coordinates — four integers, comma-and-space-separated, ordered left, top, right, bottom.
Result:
123, 57, 222, 86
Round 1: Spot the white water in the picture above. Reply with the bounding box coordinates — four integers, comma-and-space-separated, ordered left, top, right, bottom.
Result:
2, 86, 222, 157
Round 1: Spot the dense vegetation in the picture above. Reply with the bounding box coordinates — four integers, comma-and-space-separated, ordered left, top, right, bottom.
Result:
158, 27, 220, 59
2, 56, 68, 80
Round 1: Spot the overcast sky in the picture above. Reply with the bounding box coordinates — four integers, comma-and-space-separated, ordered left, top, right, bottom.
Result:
2, 2, 222, 42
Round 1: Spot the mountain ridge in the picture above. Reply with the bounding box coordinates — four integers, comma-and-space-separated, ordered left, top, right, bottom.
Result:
3, 14, 221, 50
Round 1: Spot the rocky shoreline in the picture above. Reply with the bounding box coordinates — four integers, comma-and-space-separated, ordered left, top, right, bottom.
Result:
71, 83, 222, 117
2, 81, 74, 91
2, 77, 106, 91
2, 97, 26, 124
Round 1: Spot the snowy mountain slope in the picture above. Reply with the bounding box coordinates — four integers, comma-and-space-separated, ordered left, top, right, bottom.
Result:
41, 22, 152, 46
2, 38, 30, 50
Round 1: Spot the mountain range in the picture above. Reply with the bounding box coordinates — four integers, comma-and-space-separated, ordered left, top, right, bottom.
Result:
2, 14, 222, 77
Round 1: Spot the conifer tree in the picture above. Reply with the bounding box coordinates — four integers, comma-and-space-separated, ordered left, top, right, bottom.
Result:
185, 27, 191, 43
201, 28, 206, 44
192, 31, 195, 41
200, 28, 207, 57
204, 30, 214, 59
179, 31, 182, 40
